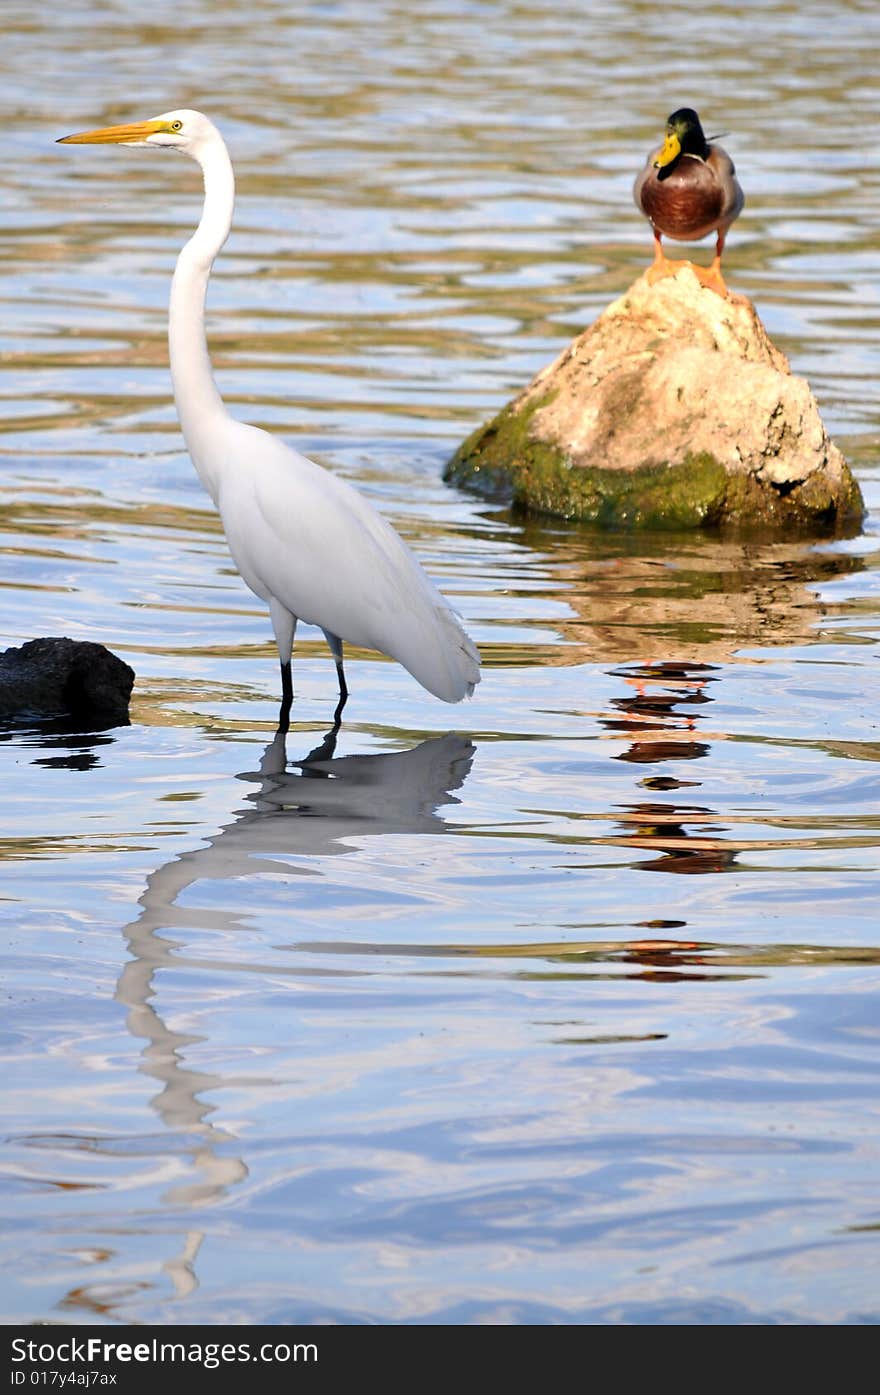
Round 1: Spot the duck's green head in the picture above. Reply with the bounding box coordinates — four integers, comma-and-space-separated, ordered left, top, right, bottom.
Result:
653, 108, 710, 179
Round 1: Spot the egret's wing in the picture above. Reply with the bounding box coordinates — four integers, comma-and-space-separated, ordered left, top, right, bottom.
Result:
219, 426, 479, 700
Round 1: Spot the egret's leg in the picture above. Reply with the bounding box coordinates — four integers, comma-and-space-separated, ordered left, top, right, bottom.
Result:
269, 598, 297, 731
279, 661, 293, 732
322, 630, 348, 721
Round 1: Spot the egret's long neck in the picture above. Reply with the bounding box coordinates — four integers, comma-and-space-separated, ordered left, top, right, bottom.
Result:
169, 138, 236, 502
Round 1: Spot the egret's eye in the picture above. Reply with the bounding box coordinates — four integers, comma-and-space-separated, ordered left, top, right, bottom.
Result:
170, 120, 183, 132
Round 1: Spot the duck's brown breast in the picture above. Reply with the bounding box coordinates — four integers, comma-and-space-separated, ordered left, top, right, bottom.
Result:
639, 159, 725, 240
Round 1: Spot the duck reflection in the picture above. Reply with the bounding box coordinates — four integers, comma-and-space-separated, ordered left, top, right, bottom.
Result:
601, 660, 738, 873
113, 723, 475, 1294
610, 801, 739, 874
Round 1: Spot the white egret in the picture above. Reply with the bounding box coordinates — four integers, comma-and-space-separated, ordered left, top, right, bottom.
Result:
58, 110, 481, 725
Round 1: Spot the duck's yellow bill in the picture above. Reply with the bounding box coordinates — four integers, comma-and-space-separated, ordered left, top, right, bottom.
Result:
653, 132, 681, 169
57, 119, 168, 145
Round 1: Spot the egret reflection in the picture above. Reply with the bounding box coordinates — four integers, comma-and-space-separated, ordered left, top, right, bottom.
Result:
113, 724, 476, 1293
125, 724, 475, 938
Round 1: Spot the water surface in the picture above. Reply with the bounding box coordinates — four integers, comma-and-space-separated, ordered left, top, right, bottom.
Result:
1, 0, 879, 1324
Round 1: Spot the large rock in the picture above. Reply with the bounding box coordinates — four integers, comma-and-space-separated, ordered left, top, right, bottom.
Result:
446, 266, 863, 531
0, 638, 134, 725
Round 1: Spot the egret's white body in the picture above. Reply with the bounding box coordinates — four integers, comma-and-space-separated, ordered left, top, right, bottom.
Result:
59, 109, 480, 718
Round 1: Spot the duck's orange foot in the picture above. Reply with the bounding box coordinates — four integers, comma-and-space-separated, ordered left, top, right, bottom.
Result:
646, 257, 730, 297
645, 254, 692, 285
689, 261, 729, 298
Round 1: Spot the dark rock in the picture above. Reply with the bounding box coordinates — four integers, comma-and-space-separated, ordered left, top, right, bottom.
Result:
0, 638, 134, 725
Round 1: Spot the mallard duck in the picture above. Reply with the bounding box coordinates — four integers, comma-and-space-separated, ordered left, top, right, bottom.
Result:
633, 108, 744, 296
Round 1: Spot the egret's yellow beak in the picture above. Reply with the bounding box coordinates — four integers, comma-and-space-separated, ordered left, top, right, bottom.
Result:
653, 131, 682, 170
57, 119, 170, 145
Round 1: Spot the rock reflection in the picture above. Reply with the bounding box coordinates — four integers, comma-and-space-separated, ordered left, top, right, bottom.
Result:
503, 522, 867, 668
114, 725, 475, 1295
0, 720, 115, 771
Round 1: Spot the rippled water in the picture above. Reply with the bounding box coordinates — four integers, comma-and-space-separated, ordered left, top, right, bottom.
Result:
2, 1, 879, 1324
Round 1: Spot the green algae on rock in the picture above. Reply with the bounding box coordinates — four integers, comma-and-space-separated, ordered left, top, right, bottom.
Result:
446, 266, 864, 532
